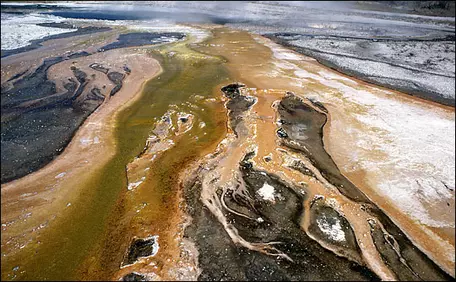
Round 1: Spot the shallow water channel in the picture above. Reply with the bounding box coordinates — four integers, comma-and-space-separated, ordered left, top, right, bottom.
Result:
1, 37, 230, 281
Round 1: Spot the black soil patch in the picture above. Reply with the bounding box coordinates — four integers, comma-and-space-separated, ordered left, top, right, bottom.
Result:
68, 51, 90, 59
107, 72, 124, 96
1, 57, 105, 183
183, 165, 379, 281
277, 93, 371, 202
276, 92, 453, 280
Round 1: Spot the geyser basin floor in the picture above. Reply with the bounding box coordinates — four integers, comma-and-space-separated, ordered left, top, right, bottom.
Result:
1, 25, 454, 281
1, 28, 229, 280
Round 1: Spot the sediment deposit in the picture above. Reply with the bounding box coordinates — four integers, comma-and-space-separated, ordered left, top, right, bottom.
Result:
1, 10, 454, 281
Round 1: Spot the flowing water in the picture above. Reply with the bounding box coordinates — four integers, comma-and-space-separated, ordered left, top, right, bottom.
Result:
1, 26, 453, 281
1, 36, 230, 281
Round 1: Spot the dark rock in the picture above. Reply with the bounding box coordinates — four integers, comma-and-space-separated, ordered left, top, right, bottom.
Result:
221, 82, 244, 97
220, 83, 256, 137
122, 236, 159, 267
288, 159, 315, 178
89, 87, 105, 101
6, 69, 28, 82
308, 98, 328, 113
67, 51, 90, 59
89, 63, 109, 74
276, 128, 288, 138
71, 66, 87, 84
308, 200, 362, 263
107, 72, 124, 85
121, 272, 147, 281
109, 84, 122, 96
